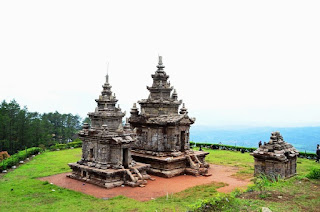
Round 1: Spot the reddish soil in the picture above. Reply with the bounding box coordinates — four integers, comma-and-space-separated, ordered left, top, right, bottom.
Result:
39, 164, 252, 201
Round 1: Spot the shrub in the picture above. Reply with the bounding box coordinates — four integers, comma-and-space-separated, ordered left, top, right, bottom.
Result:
49, 140, 82, 151
251, 174, 281, 198
188, 193, 236, 211
38, 144, 46, 151
306, 168, 320, 179
0, 147, 42, 172
298, 152, 317, 159
55, 144, 68, 150
0, 151, 10, 161
190, 142, 257, 153
49, 145, 58, 151
190, 141, 317, 160
67, 140, 82, 148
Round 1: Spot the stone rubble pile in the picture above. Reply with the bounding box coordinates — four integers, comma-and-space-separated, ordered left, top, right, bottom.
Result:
252, 131, 299, 178
252, 131, 299, 161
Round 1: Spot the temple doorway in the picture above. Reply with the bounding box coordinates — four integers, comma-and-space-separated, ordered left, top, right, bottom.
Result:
89, 148, 94, 160
123, 148, 129, 168
181, 131, 185, 151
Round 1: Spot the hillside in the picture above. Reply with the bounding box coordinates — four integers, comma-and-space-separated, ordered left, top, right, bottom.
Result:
0, 148, 319, 211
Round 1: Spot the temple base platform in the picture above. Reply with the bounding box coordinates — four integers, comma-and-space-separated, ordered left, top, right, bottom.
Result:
67, 162, 151, 189
131, 150, 210, 178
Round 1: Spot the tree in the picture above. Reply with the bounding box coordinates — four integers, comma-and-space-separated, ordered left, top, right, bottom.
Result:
0, 99, 85, 154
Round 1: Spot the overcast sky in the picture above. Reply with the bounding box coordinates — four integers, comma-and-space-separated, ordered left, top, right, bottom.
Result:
0, 1, 319, 128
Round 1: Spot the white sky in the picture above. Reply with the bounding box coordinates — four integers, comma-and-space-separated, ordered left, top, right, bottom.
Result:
0, 0, 319, 127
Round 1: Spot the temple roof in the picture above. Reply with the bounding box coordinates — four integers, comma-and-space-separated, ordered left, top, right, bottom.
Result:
138, 98, 181, 105
79, 125, 135, 145
129, 56, 195, 126
138, 114, 195, 126
95, 74, 118, 105
251, 131, 299, 162
88, 74, 125, 130
111, 135, 134, 144
142, 56, 180, 104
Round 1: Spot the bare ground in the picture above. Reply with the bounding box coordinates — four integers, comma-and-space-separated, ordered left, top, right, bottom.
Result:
39, 164, 252, 201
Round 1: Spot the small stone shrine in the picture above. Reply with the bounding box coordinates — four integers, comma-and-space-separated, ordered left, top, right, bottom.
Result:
251, 131, 299, 178
68, 75, 150, 188
129, 56, 209, 178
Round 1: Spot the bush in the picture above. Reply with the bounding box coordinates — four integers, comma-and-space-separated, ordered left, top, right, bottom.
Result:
38, 144, 46, 151
306, 168, 320, 179
0, 151, 10, 161
0, 147, 42, 172
67, 139, 82, 148
49, 145, 58, 151
190, 142, 257, 153
298, 152, 317, 159
188, 193, 236, 211
249, 174, 281, 198
190, 141, 317, 160
49, 140, 82, 151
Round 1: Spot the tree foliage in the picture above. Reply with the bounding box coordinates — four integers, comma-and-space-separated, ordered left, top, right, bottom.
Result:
0, 100, 82, 154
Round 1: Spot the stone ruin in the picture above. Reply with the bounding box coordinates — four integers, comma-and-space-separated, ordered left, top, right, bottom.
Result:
68, 75, 150, 188
251, 131, 299, 178
129, 56, 210, 177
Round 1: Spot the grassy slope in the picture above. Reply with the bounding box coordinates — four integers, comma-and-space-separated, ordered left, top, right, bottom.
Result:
0, 148, 319, 212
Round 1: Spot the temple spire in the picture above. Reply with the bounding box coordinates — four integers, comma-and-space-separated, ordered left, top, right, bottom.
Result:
159, 56, 163, 65
180, 103, 188, 114
172, 89, 178, 100
105, 61, 109, 83
156, 56, 165, 70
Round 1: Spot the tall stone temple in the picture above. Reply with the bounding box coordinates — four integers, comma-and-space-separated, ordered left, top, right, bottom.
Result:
129, 56, 209, 177
68, 75, 150, 188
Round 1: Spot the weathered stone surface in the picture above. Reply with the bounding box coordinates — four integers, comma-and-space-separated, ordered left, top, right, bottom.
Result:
251, 131, 299, 178
129, 56, 209, 177
68, 75, 150, 188
262, 207, 273, 212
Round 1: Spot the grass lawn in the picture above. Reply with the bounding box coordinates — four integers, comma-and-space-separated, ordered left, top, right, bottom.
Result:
0, 148, 319, 211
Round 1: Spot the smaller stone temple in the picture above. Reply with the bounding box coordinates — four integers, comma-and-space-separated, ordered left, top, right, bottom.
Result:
251, 131, 299, 178
68, 75, 150, 188
129, 56, 209, 178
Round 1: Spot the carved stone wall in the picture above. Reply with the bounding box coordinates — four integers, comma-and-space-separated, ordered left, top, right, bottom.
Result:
133, 125, 190, 152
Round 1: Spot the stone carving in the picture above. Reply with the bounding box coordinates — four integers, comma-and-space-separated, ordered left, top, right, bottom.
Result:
251, 131, 299, 178
68, 75, 150, 188
129, 56, 210, 177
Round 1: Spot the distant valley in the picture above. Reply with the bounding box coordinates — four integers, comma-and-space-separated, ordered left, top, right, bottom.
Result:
190, 126, 320, 153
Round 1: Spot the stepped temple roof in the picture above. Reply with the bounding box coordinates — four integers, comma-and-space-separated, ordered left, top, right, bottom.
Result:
252, 131, 299, 162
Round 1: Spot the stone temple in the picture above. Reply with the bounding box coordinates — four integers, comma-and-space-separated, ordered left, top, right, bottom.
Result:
68, 75, 150, 188
251, 131, 299, 178
129, 56, 209, 178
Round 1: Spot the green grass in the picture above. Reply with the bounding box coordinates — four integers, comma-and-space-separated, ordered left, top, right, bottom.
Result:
0, 148, 319, 211
203, 148, 255, 180
0, 149, 224, 212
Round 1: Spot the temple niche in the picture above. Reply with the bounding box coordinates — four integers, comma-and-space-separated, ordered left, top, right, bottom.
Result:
129, 56, 210, 178
68, 75, 150, 188
252, 131, 299, 178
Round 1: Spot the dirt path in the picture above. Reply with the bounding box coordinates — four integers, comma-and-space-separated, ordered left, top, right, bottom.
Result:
39, 164, 252, 201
